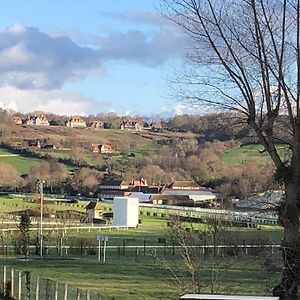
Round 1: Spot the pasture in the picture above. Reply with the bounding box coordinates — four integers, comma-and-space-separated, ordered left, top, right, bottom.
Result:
0, 148, 41, 173
222, 144, 289, 165
0, 197, 284, 299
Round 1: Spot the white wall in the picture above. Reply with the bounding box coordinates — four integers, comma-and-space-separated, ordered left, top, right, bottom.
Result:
113, 197, 139, 227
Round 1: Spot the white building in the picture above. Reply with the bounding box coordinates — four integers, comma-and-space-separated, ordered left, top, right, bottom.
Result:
113, 197, 139, 227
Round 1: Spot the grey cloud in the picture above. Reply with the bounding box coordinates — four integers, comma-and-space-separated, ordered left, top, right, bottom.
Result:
0, 25, 103, 89
97, 27, 185, 66
0, 22, 184, 90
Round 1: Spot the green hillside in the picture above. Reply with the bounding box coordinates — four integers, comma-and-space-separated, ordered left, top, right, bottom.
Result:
222, 144, 289, 165
0, 148, 41, 173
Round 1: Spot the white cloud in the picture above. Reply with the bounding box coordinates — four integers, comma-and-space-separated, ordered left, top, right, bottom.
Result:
0, 86, 109, 115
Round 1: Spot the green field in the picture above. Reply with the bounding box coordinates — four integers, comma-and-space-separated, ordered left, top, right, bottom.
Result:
0, 148, 41, 173
222, 144, 289, 165
1, 254, 280, 299
0, 197, 284, 299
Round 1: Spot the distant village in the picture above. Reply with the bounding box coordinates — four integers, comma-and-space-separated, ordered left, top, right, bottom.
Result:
12, 114, 163, 131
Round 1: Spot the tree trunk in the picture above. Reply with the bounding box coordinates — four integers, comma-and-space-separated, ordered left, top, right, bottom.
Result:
273, 181, 300, 299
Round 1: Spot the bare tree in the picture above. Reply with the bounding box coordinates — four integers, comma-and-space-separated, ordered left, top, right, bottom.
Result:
161, 0, 300, 298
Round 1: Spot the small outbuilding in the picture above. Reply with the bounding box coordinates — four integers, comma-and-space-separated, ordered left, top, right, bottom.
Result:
85, 201, 103, 223
113, 197, 139, 227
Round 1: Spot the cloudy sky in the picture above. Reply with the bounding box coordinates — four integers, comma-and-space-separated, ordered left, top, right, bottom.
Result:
0, 0, 190, 116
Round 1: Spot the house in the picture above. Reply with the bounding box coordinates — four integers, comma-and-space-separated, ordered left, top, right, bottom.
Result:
41, 144, 56, 150
90, 120, 104, 128
12, 116, 23, 125
120, 121, 142, 131
99, 179, 129, 190
65, 116, 86, 128
85, 201, 103, 223
128, 178, 148, 190
150, 122, 163, 132
92, 143, 101, 153
24, 115, 50, 126
91, 144, 113, 154
25, 139, 41, 148
100, 144, 113, 154
98, 179, 129, 200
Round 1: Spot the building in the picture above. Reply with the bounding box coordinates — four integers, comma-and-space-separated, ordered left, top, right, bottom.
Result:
12, 116, 23, 125
151, 195, 194, 206
163, 181, 216, 204
98, 179, 129, 200
100, 144, 113, 154
41, 144, 56, 150
65, 116, 86, 128
90, 120, 104, 128
24, 115, 50, 126
113, 197, 139, 227
25, 139, 41, 148
150, 122, 163, 132
120, 121, 142, 131
91, 144, 113, 154
168, 181, 203, 190
85, 201, 103, 223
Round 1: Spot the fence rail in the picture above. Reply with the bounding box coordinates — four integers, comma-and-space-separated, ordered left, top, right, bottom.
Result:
0, 265, 102, 300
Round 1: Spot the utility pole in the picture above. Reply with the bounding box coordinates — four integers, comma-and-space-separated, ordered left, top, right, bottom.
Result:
36, 179, 45, 261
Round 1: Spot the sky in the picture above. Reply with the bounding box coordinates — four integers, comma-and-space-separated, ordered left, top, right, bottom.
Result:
0, 0, 193, 117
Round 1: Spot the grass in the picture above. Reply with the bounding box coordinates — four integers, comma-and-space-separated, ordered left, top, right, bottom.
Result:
0, 148, 41, 173
0, 254, 280, 299
0, 197, 284, 299
222, 144, 289, 165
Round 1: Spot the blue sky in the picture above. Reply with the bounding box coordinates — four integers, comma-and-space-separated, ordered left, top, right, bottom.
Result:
0, 0, 189, 116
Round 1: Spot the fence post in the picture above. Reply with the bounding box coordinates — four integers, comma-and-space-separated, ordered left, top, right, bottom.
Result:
87, 290, 90, 300
76, 288, 80, 300
64, 282, 68, 300
3, 265, 6, 293
18, 271, 21, 300
54, 282, 58, 300
35, 275, 40, 300
11, 268, 14, 298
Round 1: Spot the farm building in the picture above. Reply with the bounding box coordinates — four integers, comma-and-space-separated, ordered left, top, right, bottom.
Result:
85, 201, 103, 223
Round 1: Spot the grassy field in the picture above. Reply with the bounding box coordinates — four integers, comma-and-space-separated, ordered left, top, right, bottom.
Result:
0, 197, 284, 299
0, 254, 280, 299
0, 148, 41, 173
222, 144, 289, 165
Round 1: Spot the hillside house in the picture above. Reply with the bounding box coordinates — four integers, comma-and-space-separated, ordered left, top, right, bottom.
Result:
25, 139, 41, 148
41, 144, 56, 150
92, 143, 101, 153
150, 122, 163, 132
91, 143, 113, 154
100, 144, 113, 154
85, 201, 103, 223
24, 115, 50, 126
120, 121, 142, 131
90, 120, 104, 128
65, 116, 86, 128
12, 116, 23, 125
